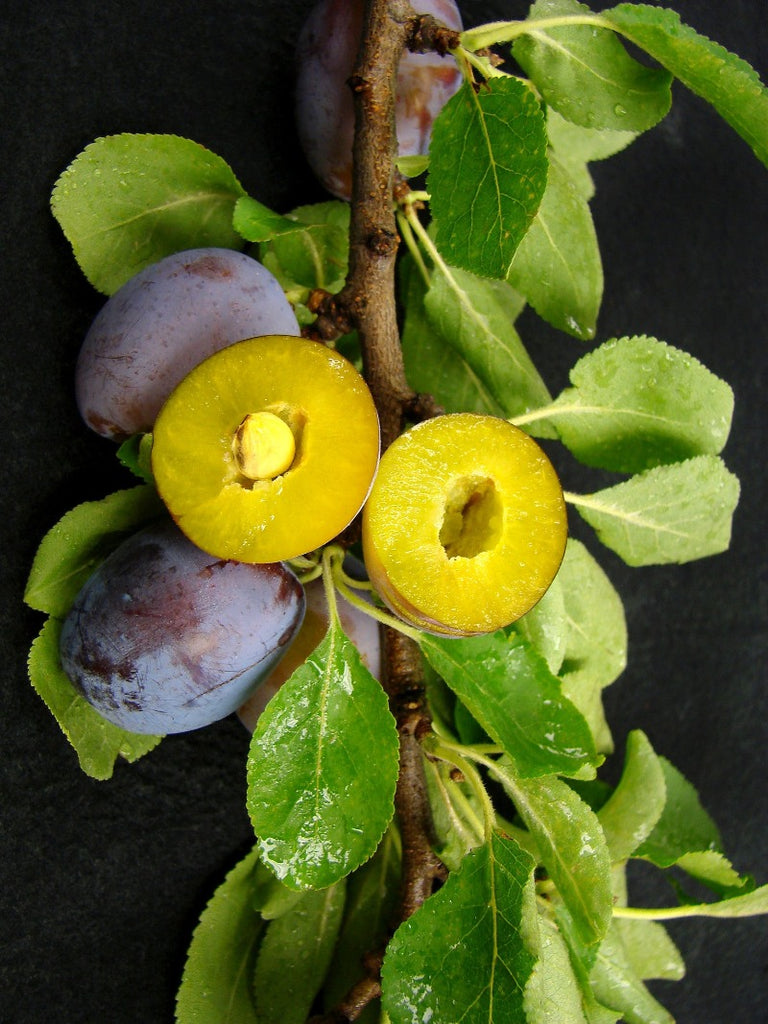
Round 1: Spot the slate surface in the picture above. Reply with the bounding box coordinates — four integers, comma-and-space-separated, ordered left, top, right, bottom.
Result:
1, 2, 766, 1022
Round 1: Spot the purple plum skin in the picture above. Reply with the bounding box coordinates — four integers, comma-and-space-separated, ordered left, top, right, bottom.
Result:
295, 0, 463, 200
75, 248, 301, 439
59, 522, 306, 735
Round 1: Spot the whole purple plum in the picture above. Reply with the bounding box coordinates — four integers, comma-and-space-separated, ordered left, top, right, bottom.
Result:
59, 521, 305, 734
295, 0, 463, 200
75, 248, 300, 439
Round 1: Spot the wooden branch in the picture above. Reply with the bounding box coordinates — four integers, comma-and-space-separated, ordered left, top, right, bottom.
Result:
312, 4, 451, 1019
342, 0, 443, 913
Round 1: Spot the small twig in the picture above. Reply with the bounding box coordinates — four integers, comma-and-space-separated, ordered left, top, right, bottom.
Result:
308, 0, 453, 447
308, 971, 382, 1024
311, 0, 415, 449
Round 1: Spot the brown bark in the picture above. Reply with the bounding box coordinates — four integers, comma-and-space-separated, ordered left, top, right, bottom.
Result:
311, 3, 450, 1020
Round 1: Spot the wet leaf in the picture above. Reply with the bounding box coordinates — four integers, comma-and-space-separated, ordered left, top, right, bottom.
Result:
421, 631, 599, 778
570, 456, 740, 565
605, 3, 768, 167
429, 78, 548, 279
513, 0, 672, 132
51, 134, 245, 293
382, 832, 538, 1024
549, 336, 734, 473
246, 620, 399, 890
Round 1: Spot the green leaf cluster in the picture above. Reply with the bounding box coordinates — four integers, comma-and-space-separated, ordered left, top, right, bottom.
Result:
176, 834, 402, 1024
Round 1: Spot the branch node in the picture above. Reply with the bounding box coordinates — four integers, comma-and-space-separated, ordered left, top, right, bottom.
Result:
367, 227, 400, 257
303, 290, 356, 341
407, 14, 461, 56
347, 72, 368, 95
404, 391, 444, 421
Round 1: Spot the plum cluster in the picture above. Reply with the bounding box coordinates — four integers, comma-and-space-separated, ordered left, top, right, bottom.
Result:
59, 0, 566, 737
60, 247, 382, 735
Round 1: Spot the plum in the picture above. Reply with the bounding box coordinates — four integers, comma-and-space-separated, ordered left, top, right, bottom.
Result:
295, 0, 463, 200
59, 521, 305, 734
75, 248, 300, 439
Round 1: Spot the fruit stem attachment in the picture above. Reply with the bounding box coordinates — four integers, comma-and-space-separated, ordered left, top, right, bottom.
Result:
332, 566, 423, 644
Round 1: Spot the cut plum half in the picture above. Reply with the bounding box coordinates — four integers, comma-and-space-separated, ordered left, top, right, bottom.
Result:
363, 413, 567, 636
152, 335, 380, 562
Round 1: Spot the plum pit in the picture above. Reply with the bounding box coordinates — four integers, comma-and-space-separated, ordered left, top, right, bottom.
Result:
233, 411, 296, 481
439, 476, 503, 559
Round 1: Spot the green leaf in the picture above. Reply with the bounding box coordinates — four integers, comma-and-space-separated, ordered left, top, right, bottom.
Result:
246, 620, 399, 890
251, 862, 306, 921
548, 336, 734, 473
323, 831, 401, 1013
51, 134, 246, 294
423, 262, 554, 422
605, 3, 768, 167
424, 757, 485, 871
614, 919, 685, 982
630, 758, 752, 894
401, 258, 496, 415
116, 433, 155, 484
396, 153, 430, 178
513, 571, 568, 675
554, 910, 622, 1023
253, 881, 346, 1024
232, 195, 300, 242
673, 850, 748, 894
589, 921, 675, 1024
524, 919, 590, 1024
381, 832, 538, 1024
556, 539, 627, 754
507, 155, 603, 339
668, 884, 768, 919
497, 767, 613, 955
420, 631, 600, 778
400, 257, 538, 424
24, 484, 165, 617
257, 201, 350, 294
636, 756, 722, 865
569, 455, 740, 566
597, 731, 666, 862
175, 847, 263, 1024
429, 77, 549, 279
453, 697, 491, 747
28, 618, 161, 780
546, 110, 637, 200
513, 0, 672, 132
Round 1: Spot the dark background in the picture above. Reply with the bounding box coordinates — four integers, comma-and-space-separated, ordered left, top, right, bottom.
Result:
1, 2, 766, 1021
